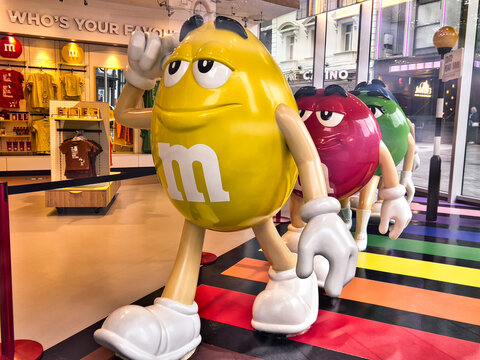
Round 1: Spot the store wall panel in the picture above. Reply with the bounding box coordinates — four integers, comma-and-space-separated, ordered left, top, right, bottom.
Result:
6, 155, 50, 171
112, 154, 139, 168
138, 154, 154, 167
28, 38, 58, 69
0, 157, 6, 172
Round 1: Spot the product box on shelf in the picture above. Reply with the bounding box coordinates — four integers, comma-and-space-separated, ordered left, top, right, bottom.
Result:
89, 108, 99, 119
68, 107, 80, 118
57, 107, 68, 117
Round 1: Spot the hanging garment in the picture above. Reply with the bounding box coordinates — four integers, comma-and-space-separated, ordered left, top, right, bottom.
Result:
59, 138, 102, 179
115, 122, 134, 144
32, 118, 50, 154
25, 72, 58, 112
60, 73, 85, 100
0, 69, 24, 109
140, 129, 151, 154
142, 80, 160, 108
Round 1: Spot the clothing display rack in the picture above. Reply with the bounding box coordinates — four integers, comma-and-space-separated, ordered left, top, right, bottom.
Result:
56, 129, 102, 133
45, 100, 120, 211
0, 63, 26, 69
0, 60, 87, 73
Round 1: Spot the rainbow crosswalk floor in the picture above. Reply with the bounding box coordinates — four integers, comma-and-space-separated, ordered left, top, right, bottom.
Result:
44, 196, 480, 359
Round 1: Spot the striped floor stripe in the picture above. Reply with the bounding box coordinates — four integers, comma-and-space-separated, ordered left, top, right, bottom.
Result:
221, 257, 480, 326
195, 285, 480, 360
357, 252, 480, 287
366, 234, 480, 262
412, 213, 480, 229
412, 197, 478, 209
411, 202, 480, 217
402, 224, 480, 243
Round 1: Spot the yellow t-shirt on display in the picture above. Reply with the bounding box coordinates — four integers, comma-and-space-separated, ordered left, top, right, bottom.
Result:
25, 72, 58, 112
32, 118, 50, 154
61, 73, 84, 100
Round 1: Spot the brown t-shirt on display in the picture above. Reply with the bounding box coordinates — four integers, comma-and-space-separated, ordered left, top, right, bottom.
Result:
59, 139, 102, 179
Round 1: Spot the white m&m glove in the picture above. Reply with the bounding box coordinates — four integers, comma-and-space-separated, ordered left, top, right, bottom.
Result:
379, 185, 412, 240
296, 196, 358, 298
125, 31, 178, 90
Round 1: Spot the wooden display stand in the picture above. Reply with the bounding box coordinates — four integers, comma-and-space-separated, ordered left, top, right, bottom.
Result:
45, 100, 119, 211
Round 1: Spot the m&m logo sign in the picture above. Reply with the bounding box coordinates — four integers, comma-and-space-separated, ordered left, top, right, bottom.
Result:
0, 36, 22, 59
61, 43, 84, 64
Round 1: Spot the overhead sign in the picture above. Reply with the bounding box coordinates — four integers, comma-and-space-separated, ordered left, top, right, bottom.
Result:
0, 0, 183, 46
0, 36, 22, 58
441, 48, 463, 82
7, 9, 174, 37
414, 80, 432, 98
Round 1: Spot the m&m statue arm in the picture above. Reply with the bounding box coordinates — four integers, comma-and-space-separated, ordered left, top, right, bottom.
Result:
275, 104, 358, 298
407, 119, 421, 170
378, 141, 412, 239
114, 83, 151, 129
400, 130, 417, 203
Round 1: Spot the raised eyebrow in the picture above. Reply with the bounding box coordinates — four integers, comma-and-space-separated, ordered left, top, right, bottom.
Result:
192, 48, 235, 69
164, 56, 191, 69
164, 44, 193, 67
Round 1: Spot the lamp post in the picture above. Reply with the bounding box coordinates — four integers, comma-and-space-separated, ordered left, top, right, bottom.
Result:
426, 26, 459, 221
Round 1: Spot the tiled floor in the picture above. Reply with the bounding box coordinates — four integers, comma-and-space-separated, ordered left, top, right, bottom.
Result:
2, 176, 480, 359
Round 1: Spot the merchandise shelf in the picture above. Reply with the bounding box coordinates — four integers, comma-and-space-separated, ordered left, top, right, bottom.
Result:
52, 117, 102, 122
0, 135, 30, 138
0, 120, 30, 122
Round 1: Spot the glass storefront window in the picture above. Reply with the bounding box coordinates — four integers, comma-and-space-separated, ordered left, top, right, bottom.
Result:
463, 4, 480, 198
369, 0, 463, 193
95, 68, 125, 108
267, 11, 315, 93
324, 3, 361, 91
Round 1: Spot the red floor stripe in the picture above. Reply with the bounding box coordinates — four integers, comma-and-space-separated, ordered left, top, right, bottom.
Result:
195, 285, 480, 360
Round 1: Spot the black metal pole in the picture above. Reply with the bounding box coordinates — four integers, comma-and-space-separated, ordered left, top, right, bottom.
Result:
426, 51, 448, 221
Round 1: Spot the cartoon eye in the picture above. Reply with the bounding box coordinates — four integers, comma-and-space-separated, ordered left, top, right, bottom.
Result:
193, 59, 232, 89
368, 105, 385, 118
164, 60, 190, 87
315, 111, 344, 127
299, 109, 313, 121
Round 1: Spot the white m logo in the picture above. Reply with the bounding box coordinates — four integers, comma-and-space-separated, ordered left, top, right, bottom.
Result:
158, 143, 230, 203
68, 49, 78, 58
4, 44, 15, 52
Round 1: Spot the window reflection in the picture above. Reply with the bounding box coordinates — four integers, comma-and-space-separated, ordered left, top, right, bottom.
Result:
463, 5, 480, 198
325, 4, 360, 91
370, 0, 462, 192
95, 68, 131, 153
95, 68, 125, 108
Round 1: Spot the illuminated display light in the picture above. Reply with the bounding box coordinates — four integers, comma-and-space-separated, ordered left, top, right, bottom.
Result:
414, 80, 433, 98
389, 61, 440, 73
